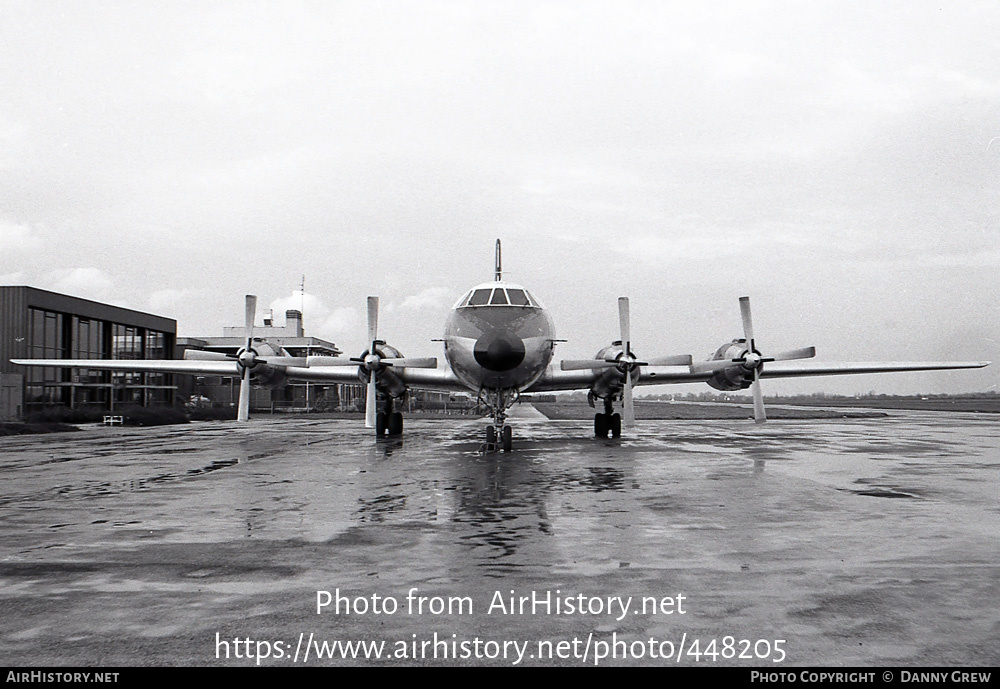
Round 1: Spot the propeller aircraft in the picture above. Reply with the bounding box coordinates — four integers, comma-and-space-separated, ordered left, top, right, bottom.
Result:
11, 240, 990, 451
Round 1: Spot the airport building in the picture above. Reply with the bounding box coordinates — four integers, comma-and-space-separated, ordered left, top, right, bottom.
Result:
176, 309, 365, 413
0, 286, 177, 421
0, 288, 415, 419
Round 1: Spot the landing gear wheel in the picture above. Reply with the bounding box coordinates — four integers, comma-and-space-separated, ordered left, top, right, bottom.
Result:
610, 413, 622, 438
375, 412, 387, 437
486, 425, 496, 444
594, 413, 609, 438
387, 411, 403, 436
501, 425, 512, 452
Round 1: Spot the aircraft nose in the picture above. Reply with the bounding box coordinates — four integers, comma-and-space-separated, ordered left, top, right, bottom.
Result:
473, 333, 526, 371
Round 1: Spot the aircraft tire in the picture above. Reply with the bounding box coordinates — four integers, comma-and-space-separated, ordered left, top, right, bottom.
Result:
486, 425, 496, 444
376, 412, 388, 437
594, 413, 608, 437
502, 425, 512, 452
388, 412, 403, 436
610, 413, 622, 438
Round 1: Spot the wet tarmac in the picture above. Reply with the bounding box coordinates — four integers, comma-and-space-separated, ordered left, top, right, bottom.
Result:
0, 412, 997, 666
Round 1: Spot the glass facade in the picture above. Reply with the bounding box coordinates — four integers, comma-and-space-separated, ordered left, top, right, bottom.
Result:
25, 308, 69, 406
24, 306, 174, 412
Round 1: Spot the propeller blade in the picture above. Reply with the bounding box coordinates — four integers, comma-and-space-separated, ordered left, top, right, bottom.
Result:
380, 357, 438, 368
365, 372, 377, 429
561, 359, 617, 371
618, 297, 631, 355
245, 295, 257, 347
236, 294, 258, 423
751, 368, 766, 424
644, 354, 694, 367
367, 296, 379, 347
771, 346, 816, 362
739, 296, 755, 348
237, 368, 251, 422
623, 368, 635, 427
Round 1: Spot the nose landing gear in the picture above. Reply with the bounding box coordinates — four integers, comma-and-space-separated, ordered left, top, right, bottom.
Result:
485, 424, 513, 452
480, 387, 516, 452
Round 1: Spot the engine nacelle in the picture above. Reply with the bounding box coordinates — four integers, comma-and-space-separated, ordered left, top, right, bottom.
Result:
705, 339, 753, 391
355, 343, 408, 398
588, 344, 641, 398
236, 342, 292, 389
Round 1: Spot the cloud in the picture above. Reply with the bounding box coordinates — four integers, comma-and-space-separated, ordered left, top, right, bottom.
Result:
268, 291, 359, 344
0, 117, 31, 170
0, 3, 995, 394
146, 289, 197, 318
0, 219, 42, 253
318, 308, 361, 342
41, 267, 121, 304
397, 287, 452, 311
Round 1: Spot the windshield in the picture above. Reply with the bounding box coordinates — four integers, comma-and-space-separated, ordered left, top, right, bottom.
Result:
459, 287, 539, 308
507, 289, 530, 306
467, 289, 492, 306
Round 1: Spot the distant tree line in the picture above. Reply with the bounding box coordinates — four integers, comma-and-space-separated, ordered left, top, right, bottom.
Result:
537, 390, 999, 403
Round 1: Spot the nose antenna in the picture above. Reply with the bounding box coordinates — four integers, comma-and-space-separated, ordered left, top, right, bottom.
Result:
494, 238, 502, 282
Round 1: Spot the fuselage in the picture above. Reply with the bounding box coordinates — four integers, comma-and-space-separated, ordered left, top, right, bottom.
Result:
443, 281, 556, 392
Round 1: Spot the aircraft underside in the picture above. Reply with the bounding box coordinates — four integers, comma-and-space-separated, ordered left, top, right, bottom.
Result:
369, 384, 521, 452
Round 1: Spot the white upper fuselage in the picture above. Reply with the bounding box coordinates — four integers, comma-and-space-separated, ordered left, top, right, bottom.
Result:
443, 281, 556, 392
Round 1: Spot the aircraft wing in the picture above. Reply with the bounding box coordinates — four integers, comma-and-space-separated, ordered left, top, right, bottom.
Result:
10, 358, 241, 376
527, 365, 703, 392
9, 357, 468, 390
398, 367, 467, 392
527, 360, 989, 393
756, 360, 991, 379
278, 365, 465, 391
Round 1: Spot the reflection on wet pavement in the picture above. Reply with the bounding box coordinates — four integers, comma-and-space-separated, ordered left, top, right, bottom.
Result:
0, 413, 997, 665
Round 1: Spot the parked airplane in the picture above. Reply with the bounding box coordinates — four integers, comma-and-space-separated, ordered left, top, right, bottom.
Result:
11, 240, 990, 451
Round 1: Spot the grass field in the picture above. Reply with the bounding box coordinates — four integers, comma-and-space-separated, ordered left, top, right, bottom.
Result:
762, 396, 1000, 413
532, 401, 889, 420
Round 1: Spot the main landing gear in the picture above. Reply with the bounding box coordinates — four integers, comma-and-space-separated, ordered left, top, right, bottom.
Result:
375, 396, 403, 438
594, 395, 622, 438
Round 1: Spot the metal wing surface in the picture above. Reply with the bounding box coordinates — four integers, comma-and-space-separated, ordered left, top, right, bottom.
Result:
526, 359, 989, 394
10, 358, 241, 376
278, 364, 465, 391
756, 360, 991, 379
527, 364, 703, 393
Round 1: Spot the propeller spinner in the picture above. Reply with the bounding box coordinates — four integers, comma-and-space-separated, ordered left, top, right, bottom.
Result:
561, 297, 692, 428
304, 297, 436, 432
692, 297, 815, 423
217, 295, 311, 421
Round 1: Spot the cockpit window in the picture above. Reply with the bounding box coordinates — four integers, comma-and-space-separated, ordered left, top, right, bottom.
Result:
459, 286, 540, 308
468, 289, 492, 306
506, 289, 530, 306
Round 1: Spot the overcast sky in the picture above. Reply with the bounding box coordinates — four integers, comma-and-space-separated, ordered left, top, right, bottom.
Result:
1, 1, 997, 395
